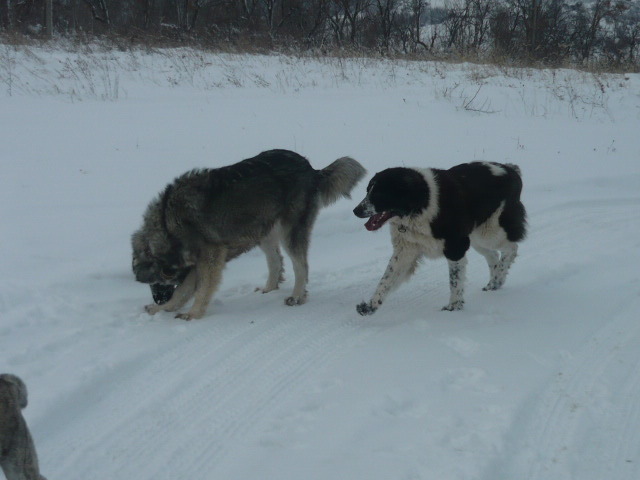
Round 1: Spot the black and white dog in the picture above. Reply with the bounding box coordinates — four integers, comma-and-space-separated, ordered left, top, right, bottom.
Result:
353, 162, 527, 315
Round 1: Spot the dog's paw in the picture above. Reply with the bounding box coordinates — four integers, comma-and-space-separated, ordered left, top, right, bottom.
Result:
482, 281, 503, 291
356, 302, 377, 316
285, 295, 307, 306
145, 304, 162, 315
175, 312, 196, 321
442, 300, 464, 311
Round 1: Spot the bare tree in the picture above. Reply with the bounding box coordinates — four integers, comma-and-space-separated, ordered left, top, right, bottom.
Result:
408, 0, 428, 50
375, 0, 398, 50
329, 0, 371, 45
1, 0, 13, 29
175, 0, 202, 31
45, 0, 53, 36
82, 0, 110, 24
0, 0, 637, 67
470, 0, 491, 50
602, 0, 638, 64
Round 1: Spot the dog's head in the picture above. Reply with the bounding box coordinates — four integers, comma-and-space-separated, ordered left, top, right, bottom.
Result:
131, 198, 191, 304
353, 168, 430, 231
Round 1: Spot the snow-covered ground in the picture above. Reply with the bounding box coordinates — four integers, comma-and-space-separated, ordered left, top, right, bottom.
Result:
1, 43, 640, 480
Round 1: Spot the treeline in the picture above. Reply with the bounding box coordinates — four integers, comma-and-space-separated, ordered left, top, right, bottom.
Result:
2, 0, 639, 67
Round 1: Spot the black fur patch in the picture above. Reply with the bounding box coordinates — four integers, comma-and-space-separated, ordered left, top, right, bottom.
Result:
367, 168, 430, 218
151, 284, 177, 305
361, 162, 527, 247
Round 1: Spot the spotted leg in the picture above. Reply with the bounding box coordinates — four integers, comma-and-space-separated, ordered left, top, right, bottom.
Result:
442, 257, 468, 311
476, 243, 518, 291
357, 247, 422, 316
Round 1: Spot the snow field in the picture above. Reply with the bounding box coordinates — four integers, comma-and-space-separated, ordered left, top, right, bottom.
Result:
1, 44, 640, 479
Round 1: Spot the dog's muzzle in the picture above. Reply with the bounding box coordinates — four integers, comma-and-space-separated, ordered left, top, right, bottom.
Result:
353, 199, 375, 218
150, 283, 177, 305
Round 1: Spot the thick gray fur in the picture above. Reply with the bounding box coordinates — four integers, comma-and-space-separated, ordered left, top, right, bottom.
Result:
132, 149, 366, 320
0, 374, 47, 480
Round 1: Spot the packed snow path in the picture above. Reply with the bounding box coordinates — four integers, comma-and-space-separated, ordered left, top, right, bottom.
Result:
1, 45, 639, 479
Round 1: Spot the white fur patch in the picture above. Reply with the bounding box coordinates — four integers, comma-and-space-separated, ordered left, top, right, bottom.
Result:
415, 168, 440, 222
469, 202, 509, 251
390, 218, 445, 259
482, 162, 507, 176
357, 196, 377, 217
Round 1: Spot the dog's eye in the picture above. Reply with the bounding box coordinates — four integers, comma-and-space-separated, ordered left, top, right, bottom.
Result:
160, 267, 177, 280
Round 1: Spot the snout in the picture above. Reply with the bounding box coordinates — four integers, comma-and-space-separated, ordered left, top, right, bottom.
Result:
150, 283, 177, 305
353, 199, 374, 218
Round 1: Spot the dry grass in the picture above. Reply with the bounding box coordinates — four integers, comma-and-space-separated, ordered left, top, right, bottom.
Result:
2, 30, 637, 73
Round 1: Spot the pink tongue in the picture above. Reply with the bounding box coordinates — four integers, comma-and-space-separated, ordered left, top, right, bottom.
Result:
365, 212, 392, 231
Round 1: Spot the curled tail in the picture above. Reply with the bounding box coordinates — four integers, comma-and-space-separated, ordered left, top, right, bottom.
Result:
317, 157, 367, 207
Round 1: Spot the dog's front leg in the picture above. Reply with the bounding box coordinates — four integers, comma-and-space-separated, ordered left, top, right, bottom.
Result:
176, 245, 227, 321
357, 247, 421, 316
443, 257, 468, 311
145, 269, 197, 315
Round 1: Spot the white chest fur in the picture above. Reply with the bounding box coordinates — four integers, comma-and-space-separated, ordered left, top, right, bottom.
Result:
390, 218, 445, 259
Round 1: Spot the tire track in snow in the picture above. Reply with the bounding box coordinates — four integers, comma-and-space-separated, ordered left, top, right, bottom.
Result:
580, 299, 640, 480
146, 313, 377, 479
533, 300, 640, 480
481, 197, 640, 480
480, 298, 640, 480
610, 367, 640, 474
38, 308, 265, 474
42, 289, 381, 480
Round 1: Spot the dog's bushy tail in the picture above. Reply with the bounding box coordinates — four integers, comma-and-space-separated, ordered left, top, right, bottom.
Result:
505, 163, 522, 177
317, 157, 367, 207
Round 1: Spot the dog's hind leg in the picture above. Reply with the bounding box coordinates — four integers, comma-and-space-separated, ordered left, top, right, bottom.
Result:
484, 242, 518, 291
282, 220, 315, 306
176, 245, 227, 320
473, 245, 501, 291
258, 227, 284, 293
283, 244, 309, 306
443, 257, 468, 311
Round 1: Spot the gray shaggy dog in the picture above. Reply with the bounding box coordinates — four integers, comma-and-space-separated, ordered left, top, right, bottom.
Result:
0, 374, 47, 480
132, 149, 366, 320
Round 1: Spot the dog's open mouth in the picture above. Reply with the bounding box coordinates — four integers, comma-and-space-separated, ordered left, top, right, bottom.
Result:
365, 212, 394, 231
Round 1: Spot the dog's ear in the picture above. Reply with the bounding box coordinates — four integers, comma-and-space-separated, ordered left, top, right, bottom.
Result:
399, 170, 430, 214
